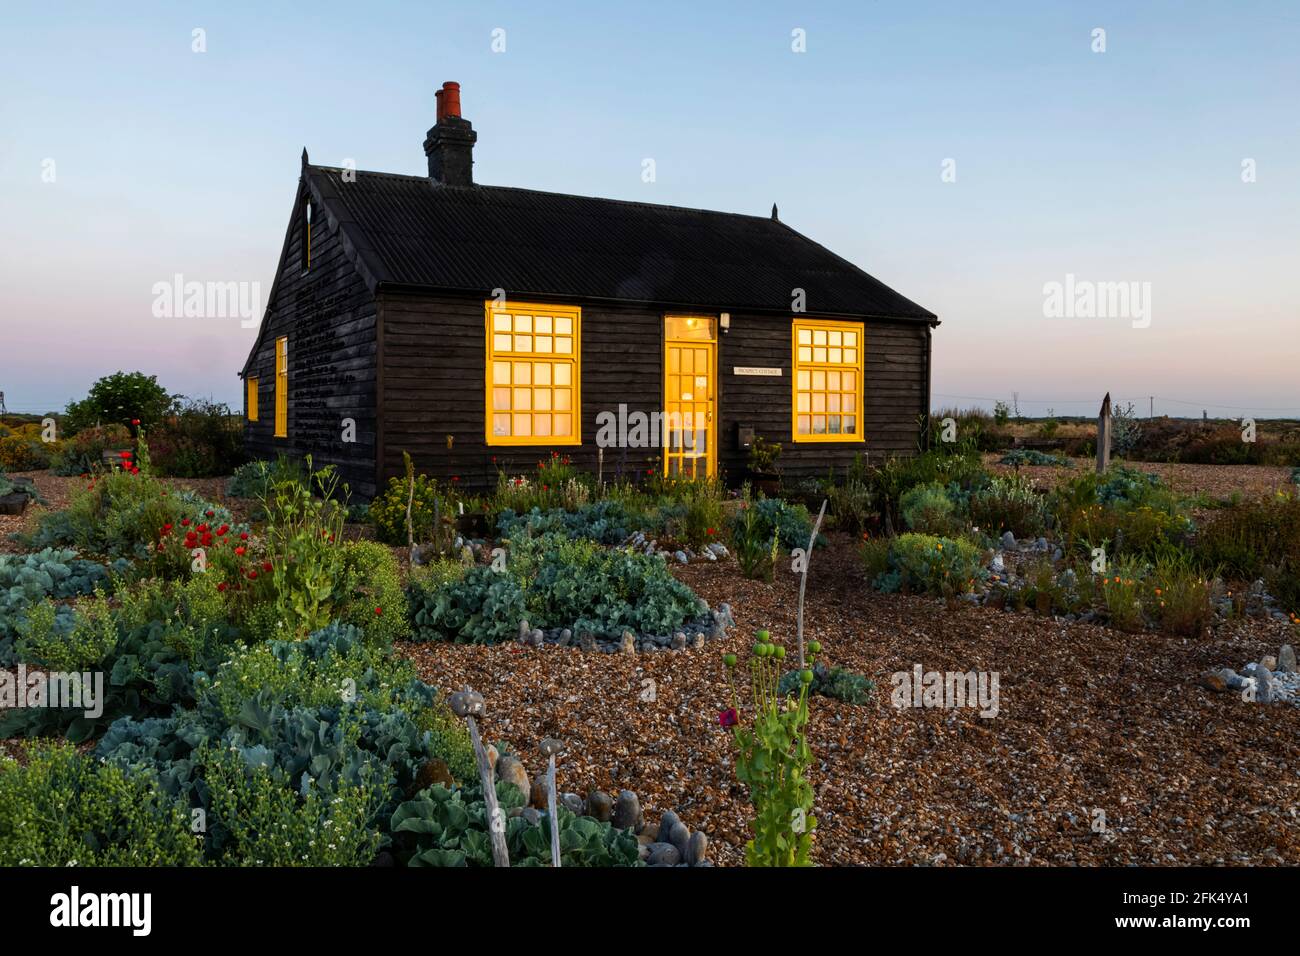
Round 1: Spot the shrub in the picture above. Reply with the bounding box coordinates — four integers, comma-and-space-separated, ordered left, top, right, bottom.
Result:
14, 590, 117, 671
899, 482, 958, 535
371, 466, 457, 548
869, 449, 989, 532
198, 743, 385, 866
148, 398, 244, 477
408, 535, 704, 642
969, 475, 1048, 538
876, 533, 984, 596
1150, 554, 1214, 638
0, 430, 52, 471
62, 371, 174, 433
0, 742, 200, 867
998, 449, 1071, 468
49, 424, 133, 476
731, 499, 781, 581
1195, 494, 1300, 581
339, 541, 410, 643
1098, 558, 1146, 632
779, 663, 873, 705
860, 534, 891, 580
497, 500, 635, 545
0, 548, 118, 663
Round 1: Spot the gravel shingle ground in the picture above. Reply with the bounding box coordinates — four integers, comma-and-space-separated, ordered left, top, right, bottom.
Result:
403, 536, 1300, 866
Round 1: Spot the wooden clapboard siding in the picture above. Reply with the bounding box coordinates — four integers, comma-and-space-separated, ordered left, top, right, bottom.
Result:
243, 185, 378, 499
716, 314, 928, 480
378, 292, 930, 491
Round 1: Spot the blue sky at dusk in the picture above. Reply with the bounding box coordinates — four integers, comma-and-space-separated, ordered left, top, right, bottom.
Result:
1, 0, 1297, 417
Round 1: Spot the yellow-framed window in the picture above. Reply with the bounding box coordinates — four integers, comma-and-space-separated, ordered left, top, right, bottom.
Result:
274, 337, 288, 437
485, 301, 581, 445
792, 319, 864, 442
246, 376, 259, 422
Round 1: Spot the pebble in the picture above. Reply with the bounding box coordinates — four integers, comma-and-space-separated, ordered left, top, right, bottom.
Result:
587, 790, 613, 822
646, 842, 681, 866
611, 790, 641, 831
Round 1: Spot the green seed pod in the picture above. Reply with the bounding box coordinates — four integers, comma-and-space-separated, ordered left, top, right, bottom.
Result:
755, 629, 771, 642
808, 640, 822, 654
723, 653, 737, 668
774, 645, 786, 659
800, 669, 814, 684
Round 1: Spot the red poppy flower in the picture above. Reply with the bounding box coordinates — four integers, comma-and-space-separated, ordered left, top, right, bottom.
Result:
197, 524, 208, 533
234, 546, 246, 556
162, 523, 172, 532
131, 418, 140, 425
205, 510, 215, 518
216, 524, 229, 536
181, 519, 191, 527
719, 708, 739, 728
262, 562, 273, 572
239, 532, 249, 541
247, 570, 258, 580
375, 607, 383, 616
217, 582, 228, 593
201, 533, 213, 546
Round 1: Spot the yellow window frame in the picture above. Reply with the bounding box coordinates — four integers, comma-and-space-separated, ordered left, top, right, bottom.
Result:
791, 319, 865, 443
274, 337, 288, 438
484, 301, 581, 446
247, 376, 259, 422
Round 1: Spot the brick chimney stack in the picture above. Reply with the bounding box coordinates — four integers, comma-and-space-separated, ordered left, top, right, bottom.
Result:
424, 81, 477, 186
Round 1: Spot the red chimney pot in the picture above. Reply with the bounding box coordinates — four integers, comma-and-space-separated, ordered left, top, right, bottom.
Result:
441, 81, 461, 119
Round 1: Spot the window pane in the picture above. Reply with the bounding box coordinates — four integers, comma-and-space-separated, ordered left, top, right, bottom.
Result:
797, 328, 812, 345
828, 393, 841, 413
493, 314, 512, 332
812, 371, 825, 390
829, 330, 842, 346
843, 415, 856, 433
797, 414, 811, 434
555, 316, 572, 335
494, 362, 511, 384
515, 334, 532, 352
554, 363, 571, 386
493, 387, 511, 411
514, 315, 532, 333
535, 336, 552, 353
828, 415, 841, 433
534, 414, 551, 437
494, 333, 512, 351
844, 330, 857, 347
843, 392, 856, 412
493, 414, 511, 436
535, 315, 552, 334
796, 392, 810, 412
813, 347, 827, 362
798, 346, 811, 362
513, 362, 531, 385
553, 414, 571, 436
812, 393, 826, 413
513, 387, 531, 411
555, 336, 572, 354
513, 413, 531, 436
797, 370, 810, 389
829, 348, 842, 364
534, 363, 551, 386
826, 371, 840, 390
812, 329, 826, 346
844, 348, 857, 364
554, 388, 571, 411
813, 415, 826, 434
534, 388, 551, 411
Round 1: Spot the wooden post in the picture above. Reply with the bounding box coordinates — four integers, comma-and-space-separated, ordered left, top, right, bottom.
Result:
1096, 393, 1111, 474
795, 499, 828, 670
547, 755, 560, 867
466, 714, 510, 868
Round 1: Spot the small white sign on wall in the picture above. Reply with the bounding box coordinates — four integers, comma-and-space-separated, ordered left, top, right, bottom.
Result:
733, 366, 782, 377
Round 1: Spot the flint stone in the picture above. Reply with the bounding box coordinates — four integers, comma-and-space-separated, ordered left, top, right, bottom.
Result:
562, 792, 584, 815
611, 790, 641, 831
1280, 644, 1297, 674
587, 790, 613, 822
530, 774, 549, 809
496, 755, 530, 801
620, 631, 636, 654
646, 842, 681, 866
1000, 531, 1017, 550
686, 830, 709, 865
667, 820, 691, 856
657, 810, 681, 843
671, 632, 687, 650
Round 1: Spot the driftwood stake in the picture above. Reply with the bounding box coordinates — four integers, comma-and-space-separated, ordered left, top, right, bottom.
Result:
1097, 393, 1112, 474
795, 499, 828, 670
547, 755, 560, 867
451, 686, 509, 868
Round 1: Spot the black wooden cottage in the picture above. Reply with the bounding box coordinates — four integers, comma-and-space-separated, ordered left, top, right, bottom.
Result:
240, 83, 938, 499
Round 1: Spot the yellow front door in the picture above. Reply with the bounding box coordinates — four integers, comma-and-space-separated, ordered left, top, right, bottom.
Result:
663, 316, 716, 478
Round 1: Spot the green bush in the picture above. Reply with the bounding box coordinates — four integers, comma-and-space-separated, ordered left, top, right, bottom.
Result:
779, 664, 873, 705
370, 469, 457, 547
147, 397, 245, 478
339, 541, 410, 643
899, 482, 958, 535
62, 371, 174, 433
998, 449, 1071, 468
0, 548, 119, 663
497, 500, 635, 545
408, 534, 705, 642
969, 475, 1048, 538
49, 424, 133, 476
0, 742, 200, 867
875, 533, 985, 596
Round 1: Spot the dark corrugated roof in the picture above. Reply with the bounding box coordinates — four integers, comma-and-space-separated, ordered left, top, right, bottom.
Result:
306, 166, 936, 321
